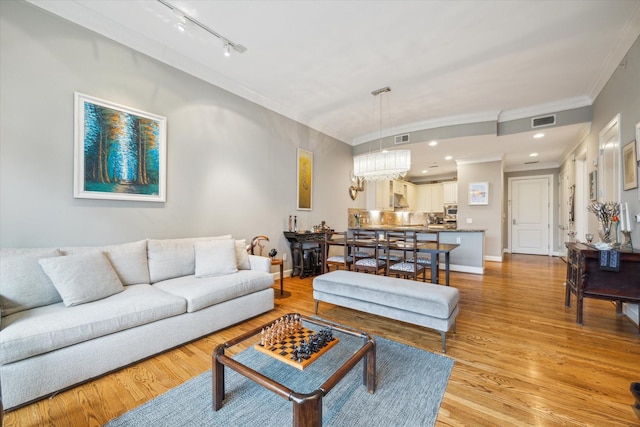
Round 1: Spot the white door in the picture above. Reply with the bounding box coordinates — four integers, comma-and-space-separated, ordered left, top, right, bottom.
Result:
511, 177, 550, 255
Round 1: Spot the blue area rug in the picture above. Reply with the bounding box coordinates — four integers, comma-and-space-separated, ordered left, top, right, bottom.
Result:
105, 336, 453, 426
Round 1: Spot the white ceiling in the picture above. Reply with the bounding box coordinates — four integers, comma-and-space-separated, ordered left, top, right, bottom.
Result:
27, 0, 640, 179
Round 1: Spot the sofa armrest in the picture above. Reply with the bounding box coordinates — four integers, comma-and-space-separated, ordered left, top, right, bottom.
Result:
248, 255, 271, 273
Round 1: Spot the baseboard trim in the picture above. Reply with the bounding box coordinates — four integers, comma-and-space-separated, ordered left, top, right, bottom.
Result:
443, 263, 484, 275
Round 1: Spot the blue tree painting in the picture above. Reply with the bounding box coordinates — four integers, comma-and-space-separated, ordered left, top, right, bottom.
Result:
83, 102, 161, 196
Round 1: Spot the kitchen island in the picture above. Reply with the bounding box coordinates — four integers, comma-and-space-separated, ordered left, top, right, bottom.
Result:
348, 226, 485, 275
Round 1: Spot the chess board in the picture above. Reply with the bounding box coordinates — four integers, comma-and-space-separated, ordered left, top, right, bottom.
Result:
254, 326, 339, 370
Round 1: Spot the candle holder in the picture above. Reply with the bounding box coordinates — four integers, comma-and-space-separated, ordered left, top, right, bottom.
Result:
621, 230, 633, 250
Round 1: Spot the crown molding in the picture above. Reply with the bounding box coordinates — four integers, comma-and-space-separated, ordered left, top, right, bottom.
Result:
587, 3, 640, 100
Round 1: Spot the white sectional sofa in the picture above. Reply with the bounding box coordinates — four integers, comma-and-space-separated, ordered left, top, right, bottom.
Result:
0, 236, 275, 410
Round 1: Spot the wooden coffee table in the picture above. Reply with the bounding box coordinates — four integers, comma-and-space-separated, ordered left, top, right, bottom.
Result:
212, 313, 376, 427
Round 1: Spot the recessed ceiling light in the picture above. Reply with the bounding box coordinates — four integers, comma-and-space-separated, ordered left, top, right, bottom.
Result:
529, 152, 539, 157
428, 141, 438, 146
421, 170, 428, 174
533, 133, 545, 139
444, 155, 453, 160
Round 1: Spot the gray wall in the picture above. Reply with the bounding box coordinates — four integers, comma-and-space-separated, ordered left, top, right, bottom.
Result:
456, 160, 504, 260
564, 35, 640, 243
0, 1, 361, 272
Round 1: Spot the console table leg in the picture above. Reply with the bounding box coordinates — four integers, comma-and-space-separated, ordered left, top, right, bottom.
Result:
577, 297, 584, 325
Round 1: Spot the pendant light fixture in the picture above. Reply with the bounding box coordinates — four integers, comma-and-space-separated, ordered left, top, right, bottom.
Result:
353, 87, 411, 181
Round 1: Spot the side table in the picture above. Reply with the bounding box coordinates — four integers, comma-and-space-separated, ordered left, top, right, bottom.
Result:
270, 258, 289, 298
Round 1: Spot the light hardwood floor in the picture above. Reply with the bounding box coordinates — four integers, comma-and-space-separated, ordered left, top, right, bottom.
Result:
3, 254, 640, 426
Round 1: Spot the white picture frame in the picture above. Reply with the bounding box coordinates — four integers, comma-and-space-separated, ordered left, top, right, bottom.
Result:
469, 182, 489, 205
74, 92, 167, 202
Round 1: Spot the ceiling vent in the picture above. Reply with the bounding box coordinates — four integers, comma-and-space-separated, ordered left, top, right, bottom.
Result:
531, 114, 556, 128
394, 134, 410, 145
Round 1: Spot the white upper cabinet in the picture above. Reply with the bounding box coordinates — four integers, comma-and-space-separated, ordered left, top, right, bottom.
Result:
366, 179, 416, 211
443, 181, 458, 204
416, 183, 443, 212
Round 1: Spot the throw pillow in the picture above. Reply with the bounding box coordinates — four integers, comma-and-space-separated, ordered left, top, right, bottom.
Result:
61, 240, 150, 285
147, 235, 233, 283
38, 252, 125, 307
194, 239, 238, 277
235, 239, 251, 270
0, 249, 63, 316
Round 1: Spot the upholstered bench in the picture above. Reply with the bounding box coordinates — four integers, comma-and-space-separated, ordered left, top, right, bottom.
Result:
313, 270, 459, 353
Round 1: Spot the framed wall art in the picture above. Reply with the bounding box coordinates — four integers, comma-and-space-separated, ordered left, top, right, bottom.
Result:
468, 182, 489, 205
74, 92, 167, 202
589, 170, 598, 201
622, 139, 637, 190
296, 148, 313, 210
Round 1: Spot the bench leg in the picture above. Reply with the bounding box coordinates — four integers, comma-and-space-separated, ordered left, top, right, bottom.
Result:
440, 331, 447, 353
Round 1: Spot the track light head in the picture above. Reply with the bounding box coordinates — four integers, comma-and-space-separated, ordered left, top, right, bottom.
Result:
173, 9, 187, 32
157, 0, 247, 54
223, 40, 231, 57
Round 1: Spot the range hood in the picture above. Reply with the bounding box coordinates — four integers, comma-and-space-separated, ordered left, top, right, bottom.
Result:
393, 193, 409, 209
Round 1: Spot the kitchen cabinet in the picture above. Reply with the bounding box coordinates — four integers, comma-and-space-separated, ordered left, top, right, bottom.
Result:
416, 183, 443, 212
376, 180, 392, 210
366, 179, 415, 211
443, 181, 458, 204
406, 183, 417, 210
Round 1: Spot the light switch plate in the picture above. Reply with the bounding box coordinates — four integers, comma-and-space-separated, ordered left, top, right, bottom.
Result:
466, 218, 472, 224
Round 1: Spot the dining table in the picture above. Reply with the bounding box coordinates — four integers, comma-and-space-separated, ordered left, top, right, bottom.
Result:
334, 229, 459, 286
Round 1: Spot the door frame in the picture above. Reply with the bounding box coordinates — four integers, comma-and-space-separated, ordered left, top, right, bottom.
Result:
507, 174, 554, 255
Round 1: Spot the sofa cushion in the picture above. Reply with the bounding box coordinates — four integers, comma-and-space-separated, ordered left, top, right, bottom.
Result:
153, 270, 274, 313
60, 240, 150, 285
194, 240, 238, 277
147, 236, 232, 283
313, 270, 459, 319
235, 239, 251, 270
0, 249, 63, 316
0, 284, 187, 365
38, 253, 125, 307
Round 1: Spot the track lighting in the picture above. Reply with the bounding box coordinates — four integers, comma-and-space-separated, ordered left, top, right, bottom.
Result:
223, 40, 231, 57
157, 0, 247, 55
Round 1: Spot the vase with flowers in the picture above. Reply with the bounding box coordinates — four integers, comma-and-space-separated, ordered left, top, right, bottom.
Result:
586, 201, 620, 243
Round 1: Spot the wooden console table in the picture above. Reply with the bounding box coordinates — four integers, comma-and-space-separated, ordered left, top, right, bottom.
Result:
283, 231, 328, 278
565, 242, 640, 333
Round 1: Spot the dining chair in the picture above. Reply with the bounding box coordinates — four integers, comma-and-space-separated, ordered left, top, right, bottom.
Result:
406, 230, 439, 269
324, 231, 353, 272
388, 230, 427, 281
351, 230, 386, 274
379, 230, 406, 275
